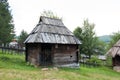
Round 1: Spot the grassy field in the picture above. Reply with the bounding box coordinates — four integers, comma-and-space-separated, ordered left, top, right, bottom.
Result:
0, 51, 120, 80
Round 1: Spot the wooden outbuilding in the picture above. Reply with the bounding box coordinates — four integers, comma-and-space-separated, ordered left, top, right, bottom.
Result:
107, 40, 120, 67
24, 16, 81, 68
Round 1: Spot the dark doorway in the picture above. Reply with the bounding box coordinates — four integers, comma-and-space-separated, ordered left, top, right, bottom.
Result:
113, 55, 120, 66
40, 44, 52, 66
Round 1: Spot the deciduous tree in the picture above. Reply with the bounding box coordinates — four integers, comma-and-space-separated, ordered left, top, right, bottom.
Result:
74, 19, 106, 59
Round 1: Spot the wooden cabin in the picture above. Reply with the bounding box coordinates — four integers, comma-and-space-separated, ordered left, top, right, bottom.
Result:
24, 16, 81, 68
107, 40, 120, 67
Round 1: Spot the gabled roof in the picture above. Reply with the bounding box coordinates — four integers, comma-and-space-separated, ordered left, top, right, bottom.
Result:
24, 16, 81, 44
106, 40, 120, 57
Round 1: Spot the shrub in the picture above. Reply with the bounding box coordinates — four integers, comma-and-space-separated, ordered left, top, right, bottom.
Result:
105, 56, 112, 67
87, 56, 103, 66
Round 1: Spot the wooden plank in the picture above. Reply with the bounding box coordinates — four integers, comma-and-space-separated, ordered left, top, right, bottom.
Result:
54, 53, 76, 57
54, 56, 76, 61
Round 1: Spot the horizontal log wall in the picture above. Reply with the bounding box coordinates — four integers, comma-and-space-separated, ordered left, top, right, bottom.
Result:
26, 43, 79, 67
53, 44, 78, 65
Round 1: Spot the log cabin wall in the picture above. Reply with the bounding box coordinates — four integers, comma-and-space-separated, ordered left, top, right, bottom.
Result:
26, 43, 79, 67
27, 43, 40, 66
53, 44, 78, 65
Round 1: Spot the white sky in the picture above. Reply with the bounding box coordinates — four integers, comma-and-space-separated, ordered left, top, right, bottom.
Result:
8, 0, 120, 36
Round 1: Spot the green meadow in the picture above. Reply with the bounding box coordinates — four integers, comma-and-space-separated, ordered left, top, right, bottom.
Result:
0, 51, 120, 80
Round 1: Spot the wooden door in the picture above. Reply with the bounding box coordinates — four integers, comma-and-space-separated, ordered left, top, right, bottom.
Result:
40, 44, 52, 66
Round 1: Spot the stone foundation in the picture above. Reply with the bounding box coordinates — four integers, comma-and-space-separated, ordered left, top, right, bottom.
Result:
54, 63, 80, 68
113, 66, 120, 72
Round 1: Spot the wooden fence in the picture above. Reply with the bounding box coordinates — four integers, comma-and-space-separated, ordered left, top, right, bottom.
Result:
0, 45, 25, 54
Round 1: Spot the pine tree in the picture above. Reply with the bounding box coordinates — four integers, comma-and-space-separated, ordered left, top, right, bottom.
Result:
0, 0, 15, 44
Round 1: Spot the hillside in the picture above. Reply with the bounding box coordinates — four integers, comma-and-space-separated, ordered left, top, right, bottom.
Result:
0, 51, 120, 80
99, 35, 111, 43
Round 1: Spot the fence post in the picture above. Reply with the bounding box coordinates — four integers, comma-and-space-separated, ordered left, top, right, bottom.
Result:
18, 46, 20, 54
2, 43, 4, 53
8, 44, 10, 54
6, 44, 9, 54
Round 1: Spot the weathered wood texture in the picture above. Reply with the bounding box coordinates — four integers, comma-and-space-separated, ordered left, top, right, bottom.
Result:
107, 40, 120, 57
53, 44, 78, 65
26, 43, 79, 67
0, 45, 25, 54
26, 44, 40, 66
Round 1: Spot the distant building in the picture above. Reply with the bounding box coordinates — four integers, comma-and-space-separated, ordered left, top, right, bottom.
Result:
24, 16, 81, 68
98, 55, 106, 61
9, 39, 18, 48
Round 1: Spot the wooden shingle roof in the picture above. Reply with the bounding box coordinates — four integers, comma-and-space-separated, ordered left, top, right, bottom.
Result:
107, 40, 120, 57
24, 16, 81, 44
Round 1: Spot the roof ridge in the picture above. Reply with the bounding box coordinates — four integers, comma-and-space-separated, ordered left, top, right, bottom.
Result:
40, 16, 62, 21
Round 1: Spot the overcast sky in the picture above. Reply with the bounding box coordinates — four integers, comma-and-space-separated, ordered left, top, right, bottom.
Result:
8, 0, 120, 36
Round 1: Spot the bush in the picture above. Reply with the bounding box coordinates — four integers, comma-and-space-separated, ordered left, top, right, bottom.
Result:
105, 56, 112, 67
87, 56, 103, 66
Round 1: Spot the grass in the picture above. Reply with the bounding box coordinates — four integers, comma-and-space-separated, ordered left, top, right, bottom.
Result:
0, 51, 120, 80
